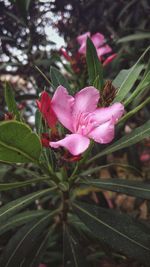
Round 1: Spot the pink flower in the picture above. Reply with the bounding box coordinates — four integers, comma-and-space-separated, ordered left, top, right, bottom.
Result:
50, 86, 124, 156
77, 32, 113, 60
103, 53, 117, 66
36, 91, 57, 128
140, 152, 150, 162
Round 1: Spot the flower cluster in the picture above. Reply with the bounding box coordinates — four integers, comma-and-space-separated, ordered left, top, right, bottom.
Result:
60, 32, 116, 75
77, 32, 117, 66
37, 86, 124, 156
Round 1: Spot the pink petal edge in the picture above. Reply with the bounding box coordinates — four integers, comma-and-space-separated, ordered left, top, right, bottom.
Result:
77, 32, 90, 45
51, 85, 74, 132
50, 134, 90, 156
73, 86, 100, 115
92, 103, 124, 124
91, 33, 105, 48
97, 44, 112, 58
88, 119, 115, 144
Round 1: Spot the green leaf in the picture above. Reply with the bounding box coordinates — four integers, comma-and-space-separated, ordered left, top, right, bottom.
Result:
0, 187, 56, 225
0, 210, 48, 235
86, 37, 103, 90
113, 68, 132, 88
79, 178, 150, 200
0, 177, 49, 191
79, 163, 142, 177
93, 75, 101, 89
88, 120, 150, 163
119, 96, 150, 123
0, 121, 42, 163
25, 229, 51, 267
114, 64, 144, 102
118, 33, 150, 43
63, 224, 88, 267
50, 66, 71, 91
35, 109, 43, 135
4, 83, 21, 121
113, 46, 150, 103
124, 70, 150, 106
73, 201, 150, 265
0, 211, 56, 267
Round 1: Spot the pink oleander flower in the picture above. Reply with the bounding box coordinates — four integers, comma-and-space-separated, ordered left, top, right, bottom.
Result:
77, 32, 116, 65
36, 91, 57, 128
102, 53, 117, 66
50, 86, 124, 156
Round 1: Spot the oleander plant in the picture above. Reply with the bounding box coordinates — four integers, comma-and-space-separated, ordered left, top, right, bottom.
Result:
0, 38, 150, 267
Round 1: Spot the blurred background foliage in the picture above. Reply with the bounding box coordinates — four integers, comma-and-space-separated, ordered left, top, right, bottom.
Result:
0, 0, 150, 164
1, 0, 150, 91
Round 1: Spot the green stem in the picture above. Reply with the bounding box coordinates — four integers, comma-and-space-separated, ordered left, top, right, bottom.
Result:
119, 96, 150, 124
34, 65, 52, 86
38, 161, 59, 184
69, 141, 94, 186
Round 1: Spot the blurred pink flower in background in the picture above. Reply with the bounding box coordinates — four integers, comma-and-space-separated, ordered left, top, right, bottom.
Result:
39, 264, 47, 267
77, 32, 117, 65
140, 152, 150, 162
50, 86, 124, 155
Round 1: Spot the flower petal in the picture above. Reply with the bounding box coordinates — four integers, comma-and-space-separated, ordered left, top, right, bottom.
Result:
51, 86, 74, 132
78, 43, 86, 54
88, 120, 115, 144
73, 87, 100, 115
91, 33, 105, 48
77, 32, 90, 45
36, 91, 57, 128
92, 103, 124, 124
50, 134, 90, 156
97, 44, 112, 58
103, 53, 117, 66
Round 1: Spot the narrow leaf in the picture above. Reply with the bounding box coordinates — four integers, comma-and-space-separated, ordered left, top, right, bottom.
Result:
88, 120, 150, 163
113, 68, 132, 88
0, 121, 42, 163
73, 201, 150, 265
79, 163, 141, 177
35, 109, 43, 135
124, 70, 150, 106
114, 64, 144, 102
79, 178, 150, 200
63, 224, 88, 267
0, 187, 56, 225
50, 66, 71, 91
0, 210, 48, 235
0, 211, 56, 267
118, 33, 150, 43
113, 46, 150, 102
27, 229, 51, 267
4, 83, 21, 121
86, 37, 103, 90
120, 96, 150, 123
0, 177, 48, 191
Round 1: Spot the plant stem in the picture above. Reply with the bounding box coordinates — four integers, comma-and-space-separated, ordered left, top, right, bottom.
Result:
61, 190, 69, 222
119, 96, 150, 124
